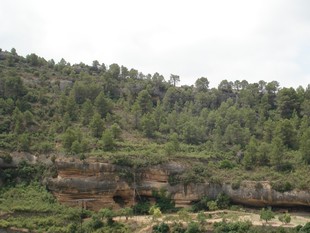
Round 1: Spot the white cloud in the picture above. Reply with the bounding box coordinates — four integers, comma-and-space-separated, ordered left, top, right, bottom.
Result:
0, 0, 309, 88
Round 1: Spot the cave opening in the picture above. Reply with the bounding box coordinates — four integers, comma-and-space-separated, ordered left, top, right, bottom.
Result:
113, 195, 126, 207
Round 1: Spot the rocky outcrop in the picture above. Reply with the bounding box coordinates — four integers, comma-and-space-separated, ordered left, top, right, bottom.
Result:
222, 182, 310, 207
47, 158, 310, 210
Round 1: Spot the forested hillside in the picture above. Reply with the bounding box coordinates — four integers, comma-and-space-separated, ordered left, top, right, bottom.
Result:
1, 47, 310, 187
2, 48, 310, 232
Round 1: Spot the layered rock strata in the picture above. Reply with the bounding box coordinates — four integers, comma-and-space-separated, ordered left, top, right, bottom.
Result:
47, 158, 310, 210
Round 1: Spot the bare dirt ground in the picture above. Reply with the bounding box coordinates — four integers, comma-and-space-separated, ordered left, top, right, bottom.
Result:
115, 210, 310, 233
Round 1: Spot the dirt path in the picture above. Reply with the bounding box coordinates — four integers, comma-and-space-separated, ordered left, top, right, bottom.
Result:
115, 210, 310, 232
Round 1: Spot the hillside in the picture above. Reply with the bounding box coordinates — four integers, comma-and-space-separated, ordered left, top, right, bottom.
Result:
1, 48, 310, 232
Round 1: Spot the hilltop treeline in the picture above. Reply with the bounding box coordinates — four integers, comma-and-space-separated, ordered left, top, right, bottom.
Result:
1, 48, 310, 173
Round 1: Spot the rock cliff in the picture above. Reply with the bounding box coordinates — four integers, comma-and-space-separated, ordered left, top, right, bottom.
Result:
47, 158, 310, 210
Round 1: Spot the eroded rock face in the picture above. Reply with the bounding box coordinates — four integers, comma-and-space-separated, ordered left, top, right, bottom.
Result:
47, 158, 310, 210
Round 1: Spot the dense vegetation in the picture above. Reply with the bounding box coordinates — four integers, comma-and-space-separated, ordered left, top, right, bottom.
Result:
1, 48, 310, 187
1, 47, 310, 231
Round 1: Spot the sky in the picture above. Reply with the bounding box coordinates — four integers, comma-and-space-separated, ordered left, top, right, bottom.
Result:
1, 0, 310, 88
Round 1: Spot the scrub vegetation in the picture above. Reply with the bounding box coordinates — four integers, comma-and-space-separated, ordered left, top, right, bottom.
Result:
1, 48, 310, 232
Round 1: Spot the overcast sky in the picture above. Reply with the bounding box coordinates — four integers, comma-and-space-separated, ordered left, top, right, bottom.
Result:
1, 0, 310, 88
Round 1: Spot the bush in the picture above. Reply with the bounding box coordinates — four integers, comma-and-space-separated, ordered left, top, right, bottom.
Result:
216, 193, 231, 209
207, 201, 218, 211
33, 141, 54, 153
272, 181, 294, 193
278, 213, 291, 224
213, 221, 252, 233
219, 159, 235, 169
152, 189, 176, 213
170, 222, 186, 233
133, 200, 151, 215
152, 222, 169, 233
2, 161, 46, 184
102, 129, 115, 151
260, 208, 275, 223
185, 222, 201, 233
299, 222, 310, 233
275, 162, 294, 172
191, 196, 211, 212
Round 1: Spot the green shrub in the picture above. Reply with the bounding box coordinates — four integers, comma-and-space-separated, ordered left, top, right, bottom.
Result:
207, 201, 218, 211
152, 222, 170, 233
102, 129, 115, 151
191, 196, 211, 212
219, 159, 235, 169
152, 189, 176, 213
216, 192, 231, 209
132, 200, 151, 215
272, 181, 294, 193
185, 222, 201, 233
275, 162, 294, 172
33, 141, 54, 153
278, 213, 291, 224
213, 221, 252, 233
170, 222, 186, 233
260, 208, 275, 223
299, 222, 310, 233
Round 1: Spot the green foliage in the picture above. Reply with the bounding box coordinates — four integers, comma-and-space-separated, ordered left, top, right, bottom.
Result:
111, 123, 122, 140
152, 189, 176, 213
177, 208, 191, 222
191, 196, 211, 212
197, 211, 207, 225
207, 200, 218, 211
2, 76, 27, 99
195, 77, 209, 92
185, 222, 201, 233
170, 222, 186, 233
136, 89, 153, 114
95, 92, 113, 118
62, 128, 82, 153
117, 207, 133, 220
0, 183, 81, 232
213, 221, 252, 233
152, 222, 170, 233
18, 133, 31, 152
141, 113, 157, 137
3, 49, 310, 221
260, 208, 275, 223
102, 129, 115, 151
32, 141, 54, 153
90, 112, 105, 138
149, 205, 162, 222
1, 161, 46, 184
278, 213, 291, 224
99, 208, 115, 225
299, 222, 310, 233
81, 98, 94, 125
132, 199, 151, 215
219, 159, 235, 169
165, 132, 180, 155
191, 193, 230, 212
216, 192, 231, 209
271, 181, 294, 193
300, 128, 310, 164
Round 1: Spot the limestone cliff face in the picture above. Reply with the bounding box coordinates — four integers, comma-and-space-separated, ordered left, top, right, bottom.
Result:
47, 158, 310, 210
